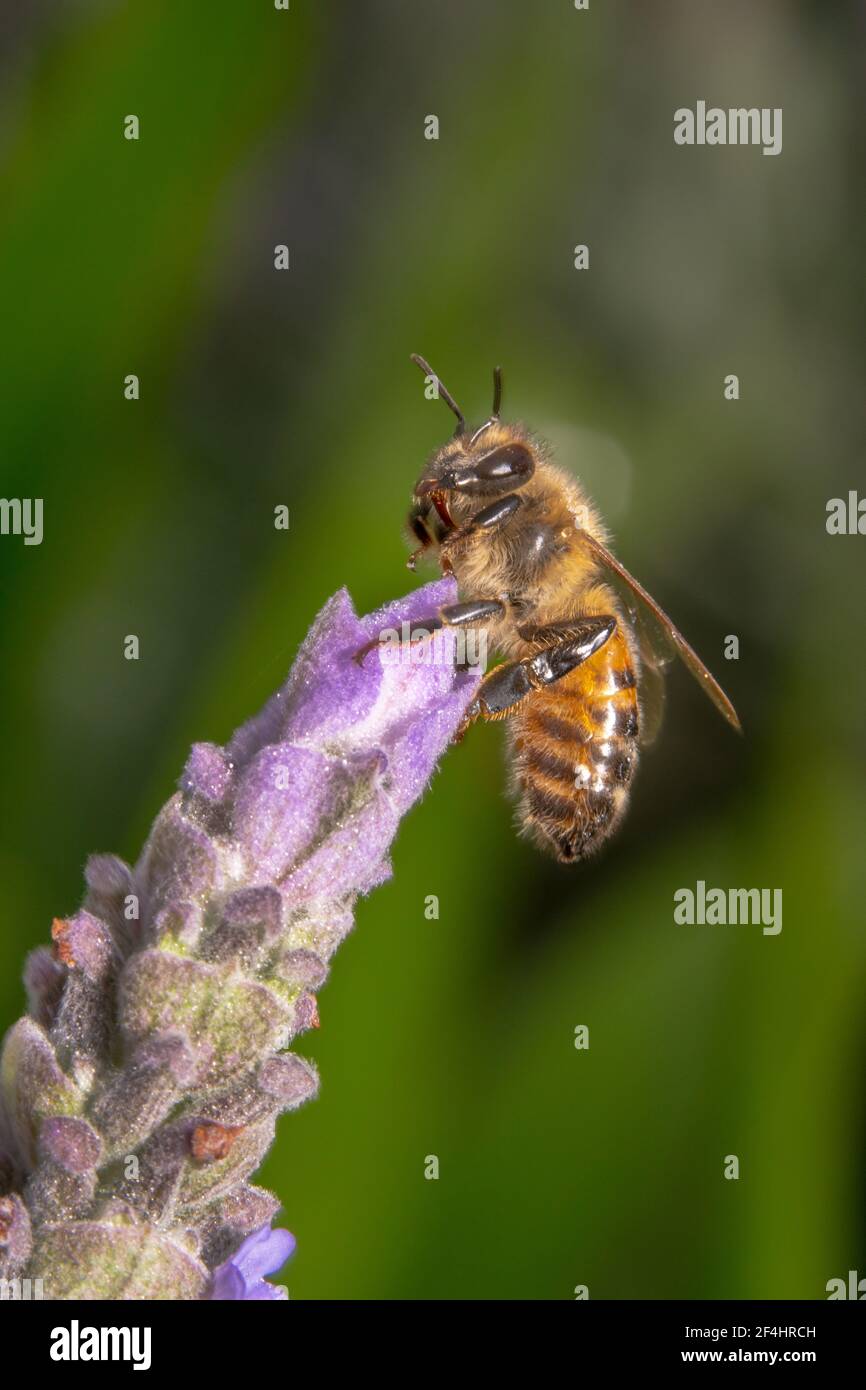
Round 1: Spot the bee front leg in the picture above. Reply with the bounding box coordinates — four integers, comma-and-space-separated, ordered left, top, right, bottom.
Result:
354, 598, 505, 667
441, 494, 523, 558
406, 504, 436, 572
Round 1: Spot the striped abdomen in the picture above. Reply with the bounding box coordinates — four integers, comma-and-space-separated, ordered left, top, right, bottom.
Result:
511, 626, 640, 862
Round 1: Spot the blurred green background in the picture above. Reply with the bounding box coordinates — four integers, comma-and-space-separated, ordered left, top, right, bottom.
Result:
1, 0, 864, 1299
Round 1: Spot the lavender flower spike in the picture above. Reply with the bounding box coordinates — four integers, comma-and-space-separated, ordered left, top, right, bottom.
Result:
0, 578, 478, 1299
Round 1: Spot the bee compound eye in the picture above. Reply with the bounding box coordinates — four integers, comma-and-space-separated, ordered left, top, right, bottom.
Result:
453, 444, 535, 494
476, 444, 534, 480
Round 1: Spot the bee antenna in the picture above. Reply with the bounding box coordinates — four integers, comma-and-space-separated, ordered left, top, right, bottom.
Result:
492, 365, 503, 419
410, 353, 466, 435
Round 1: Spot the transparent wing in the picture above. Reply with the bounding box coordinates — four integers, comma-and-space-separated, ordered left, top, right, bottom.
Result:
577, 529, 742, 734
607, 578, 667, 747
634, 623, 667, 747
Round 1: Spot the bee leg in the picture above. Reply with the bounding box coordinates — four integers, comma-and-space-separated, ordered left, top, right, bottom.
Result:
517, 616, 618, 653
353, 620, 444, 667
353, 598, 505, 666
440, 599, 505, 625
406, 505, 434, 572
441, 494, 523, 554
455, 662, 536, 735
522, 615, 617, 685
469, 494, 523, 530
460, 615, 617, 728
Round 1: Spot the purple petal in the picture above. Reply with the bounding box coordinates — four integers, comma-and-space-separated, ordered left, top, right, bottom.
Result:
233, 1223, 296, 1281
277, 589, 389, 746
208, 1223, 296, 1300
230, 745, 339, 882
181, 742, 233, 804
243, 1280, 289, 1301
209, 1261, 246, 1300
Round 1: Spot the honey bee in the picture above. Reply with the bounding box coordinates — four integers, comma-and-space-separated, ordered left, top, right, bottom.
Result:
403, 353, 741, 863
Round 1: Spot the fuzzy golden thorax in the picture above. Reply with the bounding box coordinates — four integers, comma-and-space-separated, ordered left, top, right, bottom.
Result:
412, 421, 624, 659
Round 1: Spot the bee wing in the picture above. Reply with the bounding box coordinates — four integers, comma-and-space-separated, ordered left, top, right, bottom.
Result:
633, 625, 667, 748
576, 529, 742, 734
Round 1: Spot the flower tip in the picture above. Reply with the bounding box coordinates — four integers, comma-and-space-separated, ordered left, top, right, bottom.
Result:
208, 1222, 296, 1300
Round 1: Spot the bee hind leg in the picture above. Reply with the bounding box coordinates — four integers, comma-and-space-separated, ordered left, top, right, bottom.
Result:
461, 615, 618, 731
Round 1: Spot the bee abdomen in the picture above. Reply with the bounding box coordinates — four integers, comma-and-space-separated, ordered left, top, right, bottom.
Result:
512, 634, 640, 863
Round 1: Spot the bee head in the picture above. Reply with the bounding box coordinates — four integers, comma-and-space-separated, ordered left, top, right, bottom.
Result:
409, 355, 535, 514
